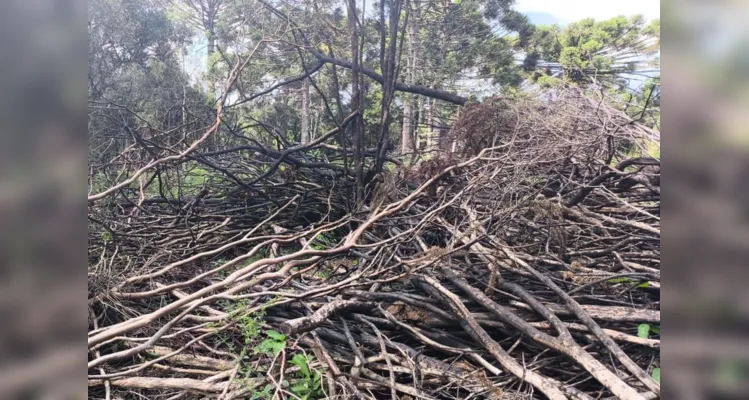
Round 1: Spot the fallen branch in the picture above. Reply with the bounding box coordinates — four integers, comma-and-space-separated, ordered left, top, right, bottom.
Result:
279, 300, 377, 335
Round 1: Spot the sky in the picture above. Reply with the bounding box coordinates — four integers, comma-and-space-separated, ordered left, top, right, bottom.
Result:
514, 0, 660, 25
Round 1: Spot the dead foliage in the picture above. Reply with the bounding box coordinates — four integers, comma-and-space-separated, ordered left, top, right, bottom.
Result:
88, 88, 660, 400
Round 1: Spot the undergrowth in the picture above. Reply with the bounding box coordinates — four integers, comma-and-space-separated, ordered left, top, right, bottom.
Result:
212, 298, 324, 399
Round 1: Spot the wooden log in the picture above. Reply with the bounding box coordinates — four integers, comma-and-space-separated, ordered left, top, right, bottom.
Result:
279, 299, 376, 335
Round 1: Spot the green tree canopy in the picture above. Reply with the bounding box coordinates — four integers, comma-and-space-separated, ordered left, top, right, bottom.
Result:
524, 16, 660, 89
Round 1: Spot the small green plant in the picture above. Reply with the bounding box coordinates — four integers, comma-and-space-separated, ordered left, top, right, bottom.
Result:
607, 277, 636, 284
313, 266, 333, 279
651, 367, 660, 383
607, 277, 651, 290
211, 327, 237, 354
289, 353, 323, 400
310, 232, 336, 250
254, 330, 286, 356
222, 299, 267, 346
636, 323, 661, 384
637, 323, 660, 339
233, 349, 258, 390
637, 324, 650, 338
239, 364, 253, 382
239, 313, 265, 345
250, 383, 274, 400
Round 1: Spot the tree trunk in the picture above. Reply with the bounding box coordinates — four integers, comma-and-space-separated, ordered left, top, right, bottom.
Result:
416, 95, 425, 151
401, 0, 420, 156
451, 107, 459, 153
347, 0, 365, 203
204, 0, 220, 57
402, 97, 414, 155
205, 28, 218, 104
426, 97, 441, 155
427, 0, 450, 155
207, 35, 215, 57
327, 48, 348, 174
373, 0, 404, 174
301, 78, 310, 144
432, 98, 442, 152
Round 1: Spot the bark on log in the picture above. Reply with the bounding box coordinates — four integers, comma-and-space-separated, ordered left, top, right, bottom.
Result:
88, 377, 261, 393
279, 300, 376, 335
508, 301, 661, 323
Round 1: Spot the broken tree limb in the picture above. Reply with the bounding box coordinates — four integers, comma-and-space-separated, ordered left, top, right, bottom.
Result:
418, 274, 570, 400
88, 376, 261, 393
279, 299, 376, 335
442, 267, 646, 400
88, 87, 660, 399
508, 301, 661, 323
500, 246, 662, 396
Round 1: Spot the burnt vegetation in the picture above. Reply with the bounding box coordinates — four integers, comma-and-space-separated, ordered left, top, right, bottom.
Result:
88, 1, 660, 399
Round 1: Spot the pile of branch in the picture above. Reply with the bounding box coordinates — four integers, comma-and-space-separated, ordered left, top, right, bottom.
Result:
88, 90, 660, 400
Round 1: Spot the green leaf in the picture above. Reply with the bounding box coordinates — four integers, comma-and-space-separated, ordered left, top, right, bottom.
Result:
290, 384, 309, 394
650, 325, 660, 334
636, 282, 651, 288
241, 365, 254, 378
251, 384, 274, 400
291, 353, 304, 364
607, 277, 635, 284
255, 338, 286, 355
651, 368, 660, 383
266, 330, 285, 341
270, 341, 285, 355
291, 353, 311, 377
638, 324, 651, 338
